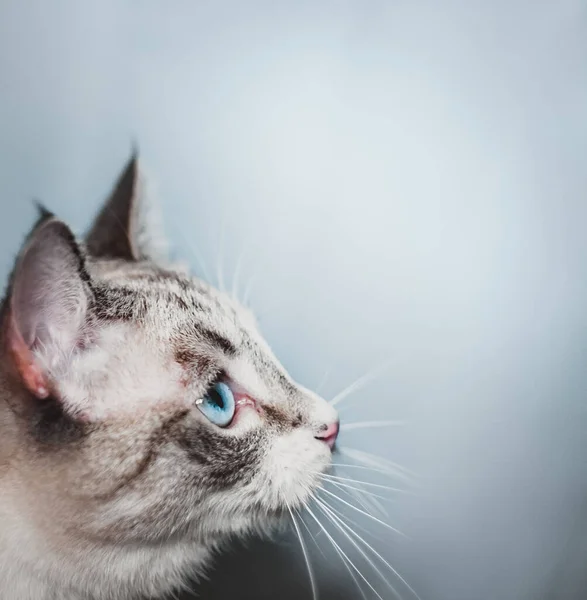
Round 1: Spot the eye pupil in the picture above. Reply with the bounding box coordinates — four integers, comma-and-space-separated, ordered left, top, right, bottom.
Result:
209, 388, 225, 410
197, 381, 235, 427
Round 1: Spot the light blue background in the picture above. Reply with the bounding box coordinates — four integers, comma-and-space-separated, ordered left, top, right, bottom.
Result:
1, 1, 586, 599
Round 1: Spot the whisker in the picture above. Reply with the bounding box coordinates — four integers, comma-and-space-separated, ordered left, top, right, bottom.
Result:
327, 480, 393, 504
317, 468, 400, 517
305, 504, 385, 600
318, 487, 406, 538
322, 473, 407, 493
317, 496, 420, 600
311, 472, 378, 511
320, 475, 390, 520
339, 448, 416, 480
304, 501, 372, 600
304, 500, 368, 600
315, 369, 332, 396
340, 420, 405, 432
328, 480, 390, 520
329, 361, 394, 407
289, 506, 318, 600
330, 542, 369, 600
311, 528, 368, 600
242, 270, 257, 307
297, 509, 328, 561
216, 214, 226, 292
174, 225, 212, 283
315, 497, 403, 599
231, 251, 244, 302
330, 462, 410, 479
317, 494, 392, 547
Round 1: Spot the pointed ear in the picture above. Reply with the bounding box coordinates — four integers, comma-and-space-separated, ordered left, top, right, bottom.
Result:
85, 152, 169, 263
6, 217, 92, 398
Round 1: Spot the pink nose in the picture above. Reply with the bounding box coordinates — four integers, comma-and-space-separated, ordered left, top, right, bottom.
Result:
315, 421, 340, 450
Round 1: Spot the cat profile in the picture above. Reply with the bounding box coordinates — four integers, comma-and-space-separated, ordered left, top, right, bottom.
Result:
0, 154, 339, 600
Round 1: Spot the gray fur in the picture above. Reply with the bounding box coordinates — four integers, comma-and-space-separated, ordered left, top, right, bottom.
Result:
0, 156, 338, 600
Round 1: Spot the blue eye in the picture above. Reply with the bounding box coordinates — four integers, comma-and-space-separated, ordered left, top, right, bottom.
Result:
197, 382, 236, 427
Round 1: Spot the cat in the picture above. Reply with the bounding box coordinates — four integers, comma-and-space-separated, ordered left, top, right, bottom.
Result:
0, 154, 340, 600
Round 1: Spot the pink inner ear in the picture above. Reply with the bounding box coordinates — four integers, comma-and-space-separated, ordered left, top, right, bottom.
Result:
7, 311, 49, 399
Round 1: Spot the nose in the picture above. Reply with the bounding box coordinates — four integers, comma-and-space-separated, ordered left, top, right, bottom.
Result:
315, 420, 340, 450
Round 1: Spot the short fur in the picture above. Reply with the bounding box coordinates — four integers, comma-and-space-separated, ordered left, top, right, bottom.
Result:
0, 156, 338, 599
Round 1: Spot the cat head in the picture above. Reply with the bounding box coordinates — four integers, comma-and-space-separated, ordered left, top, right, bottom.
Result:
0, 155, 339, 547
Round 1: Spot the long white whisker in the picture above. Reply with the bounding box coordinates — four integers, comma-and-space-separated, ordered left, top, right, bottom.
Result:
305, 501, 368, 600
310, 472, 378, 512
297, 509, 327, 561
329, 480, 390, 520
319, 487, 406, 537
317, 469, 396, 517
317, 496, 420, 600
327, 480, 392, 504
315, 497, 403, 599
340, 448, 416, 480
329, 540, 369, 600
315, 368, 332, 395
289, 507, 318, 600
322, 473, 407, 493
305, 504, 384, 600
319, 474, 389, 519
317, 494, 392, 546
341, 420, 405, 432
330, 462, 409, 479
329, 361, 394, 407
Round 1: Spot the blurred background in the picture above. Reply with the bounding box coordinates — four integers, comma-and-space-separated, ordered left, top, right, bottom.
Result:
1, 1, 586, 599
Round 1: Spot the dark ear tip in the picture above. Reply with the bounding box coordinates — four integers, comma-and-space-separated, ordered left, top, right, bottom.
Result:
123, 145, 141, 184
130, 138, 140, 163
32, 200, 55, 226
21, 218, 91, 287
21, 202, 65, 250
26, 218, 76, 253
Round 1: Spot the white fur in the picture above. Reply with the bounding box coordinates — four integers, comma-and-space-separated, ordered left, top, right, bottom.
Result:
56, 324, 187, 420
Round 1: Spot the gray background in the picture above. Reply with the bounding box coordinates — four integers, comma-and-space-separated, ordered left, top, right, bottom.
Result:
1, 1, 586, 599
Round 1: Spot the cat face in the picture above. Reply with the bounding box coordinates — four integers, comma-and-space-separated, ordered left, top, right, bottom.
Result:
0, 156, 339, 549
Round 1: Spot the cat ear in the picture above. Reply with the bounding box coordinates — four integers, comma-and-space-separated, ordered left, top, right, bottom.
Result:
85, 151, 169, 263
6, 215, 92, 398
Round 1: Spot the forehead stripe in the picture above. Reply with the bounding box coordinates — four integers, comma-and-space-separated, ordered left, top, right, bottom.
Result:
199, 329, 237, 356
